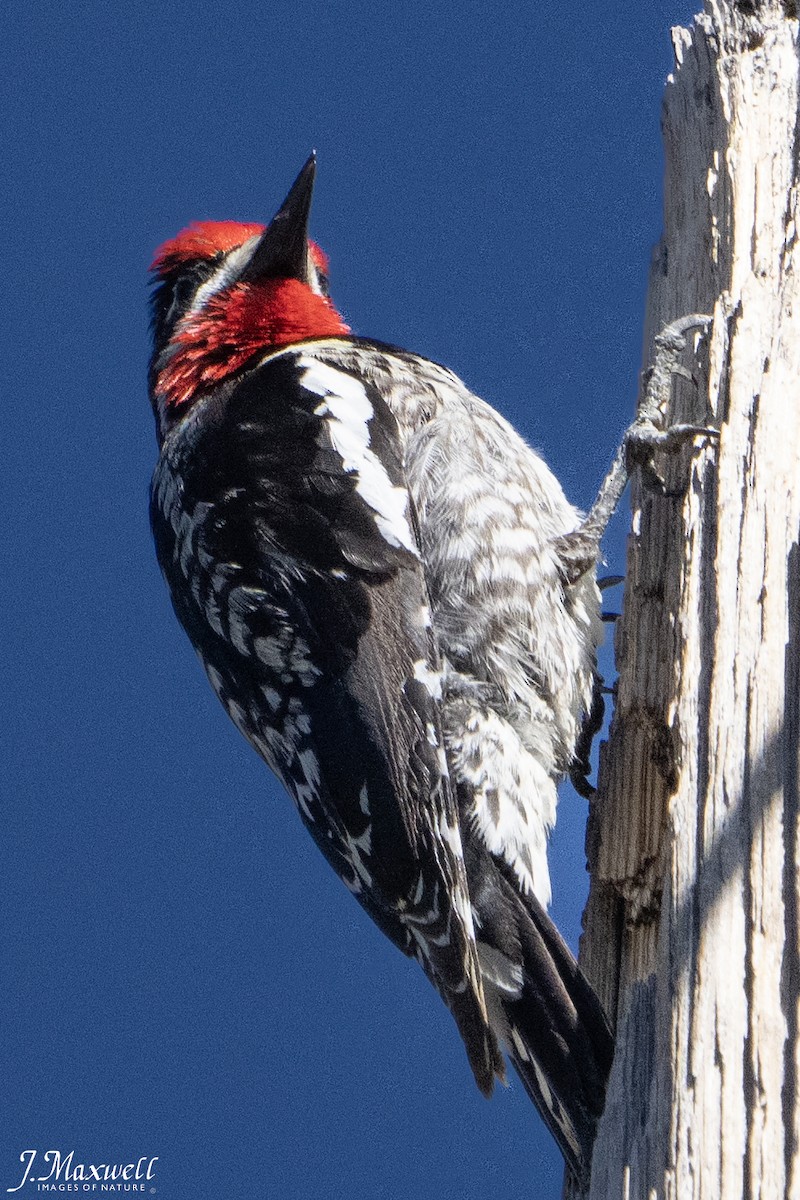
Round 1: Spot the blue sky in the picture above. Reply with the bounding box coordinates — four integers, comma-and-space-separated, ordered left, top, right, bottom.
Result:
4, 3, 697, 1197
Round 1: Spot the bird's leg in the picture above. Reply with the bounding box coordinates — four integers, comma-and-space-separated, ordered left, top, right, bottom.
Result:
569, 672, 606, 798
554, 313, 719, 585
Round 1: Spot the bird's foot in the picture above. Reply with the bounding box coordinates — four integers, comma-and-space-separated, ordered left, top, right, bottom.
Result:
555, 314, 719, 585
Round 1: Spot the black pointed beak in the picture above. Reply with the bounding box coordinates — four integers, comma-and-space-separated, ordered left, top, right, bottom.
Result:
242, 153, 317, 283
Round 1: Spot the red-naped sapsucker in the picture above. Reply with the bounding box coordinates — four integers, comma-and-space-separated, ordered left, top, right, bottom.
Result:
149, 155, 624, 1181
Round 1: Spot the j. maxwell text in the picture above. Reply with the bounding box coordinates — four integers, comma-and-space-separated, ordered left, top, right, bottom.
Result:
7, 1152, 158, 1192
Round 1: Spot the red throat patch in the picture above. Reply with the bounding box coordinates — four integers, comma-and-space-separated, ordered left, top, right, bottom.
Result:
157, 278, 350, 410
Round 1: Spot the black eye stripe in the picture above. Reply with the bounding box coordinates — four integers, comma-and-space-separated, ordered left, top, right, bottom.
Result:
150, 257, 219, 360
169, 274, 203, 317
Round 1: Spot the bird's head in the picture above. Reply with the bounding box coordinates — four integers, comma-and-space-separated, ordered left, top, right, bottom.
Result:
149, 154, 349, 435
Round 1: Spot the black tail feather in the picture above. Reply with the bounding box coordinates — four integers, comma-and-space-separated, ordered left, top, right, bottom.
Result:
462, 830, 614, 1182
505, 886, 613, 1181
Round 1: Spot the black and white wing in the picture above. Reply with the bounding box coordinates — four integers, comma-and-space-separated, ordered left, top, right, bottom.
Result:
151, 347, 503, 1093
298, 339, 614, 1178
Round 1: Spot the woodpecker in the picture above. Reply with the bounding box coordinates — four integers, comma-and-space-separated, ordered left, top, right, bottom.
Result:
148, 155, 616, 1181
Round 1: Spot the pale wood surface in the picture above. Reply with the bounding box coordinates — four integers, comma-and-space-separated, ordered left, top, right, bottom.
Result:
574, 4, 800, 1197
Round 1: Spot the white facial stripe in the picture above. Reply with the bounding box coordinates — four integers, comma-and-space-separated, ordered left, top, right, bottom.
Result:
188, 235, 261, 315
306, 259, 326, 296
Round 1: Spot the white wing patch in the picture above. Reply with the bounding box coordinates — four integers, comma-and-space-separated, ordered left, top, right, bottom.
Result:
298, 357, 419, 555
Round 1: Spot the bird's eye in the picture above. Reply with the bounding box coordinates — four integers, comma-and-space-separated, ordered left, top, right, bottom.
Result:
167, 275, 201, 324
165, 258, 221, 327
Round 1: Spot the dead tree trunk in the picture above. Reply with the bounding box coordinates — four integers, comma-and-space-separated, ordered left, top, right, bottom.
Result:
577, 4, 800, 1197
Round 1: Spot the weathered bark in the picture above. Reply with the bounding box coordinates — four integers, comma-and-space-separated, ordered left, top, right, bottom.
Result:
576, 4, 800, 1197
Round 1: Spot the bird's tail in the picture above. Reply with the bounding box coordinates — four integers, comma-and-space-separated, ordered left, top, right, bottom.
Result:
465, 836, 614, 1183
